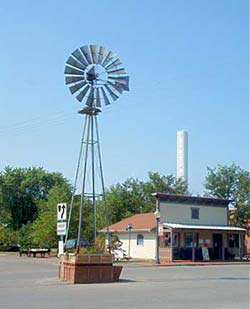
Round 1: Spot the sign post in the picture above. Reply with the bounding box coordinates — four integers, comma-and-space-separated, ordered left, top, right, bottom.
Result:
57, 203, 67, 256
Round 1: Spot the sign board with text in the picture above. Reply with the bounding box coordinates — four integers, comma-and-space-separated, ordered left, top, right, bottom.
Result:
57, 222, 67, 236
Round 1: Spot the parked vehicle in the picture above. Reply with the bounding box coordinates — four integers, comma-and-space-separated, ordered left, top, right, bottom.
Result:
0, 244, 20, 252
64, 239, 90, 251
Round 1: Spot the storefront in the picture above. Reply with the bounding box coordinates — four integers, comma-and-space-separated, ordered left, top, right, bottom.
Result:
159, 224, 246, 262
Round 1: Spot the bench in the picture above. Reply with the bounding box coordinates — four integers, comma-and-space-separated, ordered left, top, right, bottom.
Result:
19, 248, 50, 258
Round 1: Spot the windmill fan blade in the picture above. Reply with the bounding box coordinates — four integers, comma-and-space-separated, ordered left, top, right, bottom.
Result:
108, 75, 129, 84
98, 46, 107, 64
96, 88, 102, 107
100, 87, 111, 105
64, 65, 85, 76
69, 81, 87, 94
85, 88, 95, 106
107, 68, 126, 75
90, 45, 98, 64
115, 81, 129, 91
108, 76, 129, 90
102, 51, 114, 67
80, 45, 92, 64
107, 81, 123, 94
72, 49, 88, 67
66, 56, 86, 71
104, 84, 119, 101
105, 58, 122, 70
65, 75, 85, 85
76, 85, 90, 102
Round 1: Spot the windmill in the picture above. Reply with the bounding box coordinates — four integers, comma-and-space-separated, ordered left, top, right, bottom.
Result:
64, 44, 129, 251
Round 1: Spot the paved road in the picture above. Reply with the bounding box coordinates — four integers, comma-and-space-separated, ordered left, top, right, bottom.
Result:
0, 255, 249, 309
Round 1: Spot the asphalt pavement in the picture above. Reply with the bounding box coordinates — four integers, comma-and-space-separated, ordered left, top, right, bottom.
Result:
0, 254, 249, 309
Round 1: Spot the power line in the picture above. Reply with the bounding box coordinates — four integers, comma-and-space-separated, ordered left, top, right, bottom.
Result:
0, 103, 126, 137
0, 111, 76, 137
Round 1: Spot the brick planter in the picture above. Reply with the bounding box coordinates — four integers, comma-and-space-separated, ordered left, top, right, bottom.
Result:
59, 254, 123, 284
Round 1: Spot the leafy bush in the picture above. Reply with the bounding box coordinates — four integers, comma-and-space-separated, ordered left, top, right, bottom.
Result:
0, 227, 19, 251
95, 235, 106, 253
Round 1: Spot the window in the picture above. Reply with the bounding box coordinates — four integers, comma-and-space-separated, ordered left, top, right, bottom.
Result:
191, 208, 199, 219
164, 234, 170, 247
228, 234, 239, 248
185, 233, 199, 248
137, 234, 144, 246
172, 233, 179, 247
185, 233, 193, 248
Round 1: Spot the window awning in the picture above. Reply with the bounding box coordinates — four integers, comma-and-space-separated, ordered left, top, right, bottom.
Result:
163, 223, 246, 232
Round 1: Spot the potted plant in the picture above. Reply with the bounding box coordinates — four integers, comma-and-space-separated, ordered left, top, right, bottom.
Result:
59, 235, 122, 284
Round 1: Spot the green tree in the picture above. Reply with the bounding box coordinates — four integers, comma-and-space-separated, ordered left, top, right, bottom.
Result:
143, 172, 188, 206
70, 196, 96, 243
0, 166, 70, 230
204, 164, 250, 227
0, 226, 18, 249
101, 172, 187, 225
29, 184, 72, 247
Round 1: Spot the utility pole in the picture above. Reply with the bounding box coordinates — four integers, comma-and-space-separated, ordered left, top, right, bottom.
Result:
126, 224, 133, 258
154, 209, 161, 264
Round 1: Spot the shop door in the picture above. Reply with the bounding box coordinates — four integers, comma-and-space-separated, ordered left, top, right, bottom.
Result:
213, 234, 223, 259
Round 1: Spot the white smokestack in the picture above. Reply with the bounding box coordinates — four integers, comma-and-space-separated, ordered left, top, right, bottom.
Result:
176, 130, 188, 184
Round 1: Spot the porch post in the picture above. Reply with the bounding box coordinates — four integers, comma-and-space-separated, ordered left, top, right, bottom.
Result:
155, 215, 160, 264
239, 232, 241, 259
154, 206, 161, 264
192, 231, 195, 262
222, 232, 225, 260
170, 228, 173, 262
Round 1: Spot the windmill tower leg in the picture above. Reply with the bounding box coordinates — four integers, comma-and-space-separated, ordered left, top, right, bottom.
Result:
77, 113, 91, 251
94, 115, 111, 251
90, 113, 97, 241
65, 116, 87, 246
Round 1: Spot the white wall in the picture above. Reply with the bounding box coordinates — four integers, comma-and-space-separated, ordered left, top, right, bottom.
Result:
159, 202, 227, 226
118, 232, 156, 260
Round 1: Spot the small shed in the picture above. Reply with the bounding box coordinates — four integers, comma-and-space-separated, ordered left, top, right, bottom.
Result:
101, 213, 157, 260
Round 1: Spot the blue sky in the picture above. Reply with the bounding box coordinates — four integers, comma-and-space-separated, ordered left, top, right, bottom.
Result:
0, 0, 248, 194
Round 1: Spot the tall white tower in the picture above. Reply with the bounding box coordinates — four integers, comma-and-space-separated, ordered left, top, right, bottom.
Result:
176, 130, 188, 183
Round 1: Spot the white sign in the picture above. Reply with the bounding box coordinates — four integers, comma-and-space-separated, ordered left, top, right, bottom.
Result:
158, 224, 164, 236
57, 222, 67, 236
57, 203, 67, 221
202, 247, 210, 261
